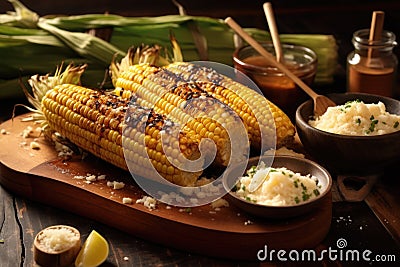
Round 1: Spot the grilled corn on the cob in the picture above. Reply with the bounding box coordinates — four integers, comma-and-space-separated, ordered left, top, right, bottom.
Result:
166, 62, 295, 147
115, 63, 295, 154
115, 64, 250, 166
41, 84, 203, 186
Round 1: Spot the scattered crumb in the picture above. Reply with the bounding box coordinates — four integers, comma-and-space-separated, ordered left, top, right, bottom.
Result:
97, 174, 106, 180
211, 198, 229, 209
178, 208, 192, 214
35, 127, 42, 133
122, 197, 133, 204
244, 220, 253, 226
335, 215, 352, 225
136, 196, 157, 210
55, 142, 74, 157
21, 126, 33, 138
1, 129, 10, 135
165, 206, 172, 210
73, 173, 107, 183
123, 256, 129, 261
29, 141, 40, 150
85, 175, 97, 182
19, 141, 27, 147
106, 181, 125, 190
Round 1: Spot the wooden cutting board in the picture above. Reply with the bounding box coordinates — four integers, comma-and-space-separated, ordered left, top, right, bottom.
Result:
0, 114, 332, 260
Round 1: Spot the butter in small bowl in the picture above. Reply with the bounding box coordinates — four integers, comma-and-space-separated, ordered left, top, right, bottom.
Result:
222, 155, 332, 219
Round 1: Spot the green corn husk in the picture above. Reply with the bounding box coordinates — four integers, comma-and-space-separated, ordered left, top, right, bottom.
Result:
0, 0, 338, 98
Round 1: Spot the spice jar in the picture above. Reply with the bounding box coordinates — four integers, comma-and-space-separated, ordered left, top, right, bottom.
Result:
233, 43, 317, 120
347, 29, 398, 97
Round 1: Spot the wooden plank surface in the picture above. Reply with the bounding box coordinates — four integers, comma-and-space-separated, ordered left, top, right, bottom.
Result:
365, 173, 400, 246
0, 186, 23, 266
3, 185, 400, 266
1, 114, 400, 266
0, 114, 332, 262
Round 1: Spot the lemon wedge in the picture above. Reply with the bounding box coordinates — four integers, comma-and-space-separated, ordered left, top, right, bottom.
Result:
75, 230, 109, 267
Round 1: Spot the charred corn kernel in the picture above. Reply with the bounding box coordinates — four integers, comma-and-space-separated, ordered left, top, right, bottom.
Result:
115, 63, 249, 166
41, 84, 203, 186
165, 62, 296, 149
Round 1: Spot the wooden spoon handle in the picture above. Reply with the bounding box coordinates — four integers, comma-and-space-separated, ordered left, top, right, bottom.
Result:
369, 11, 385, 42
263, 2, 283, 63
224, 17, 318, 99
368, 11, 385, 60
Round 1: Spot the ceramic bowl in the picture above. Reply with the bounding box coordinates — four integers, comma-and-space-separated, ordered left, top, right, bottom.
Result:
222, 155, 332, 219
295, 92, 400, 175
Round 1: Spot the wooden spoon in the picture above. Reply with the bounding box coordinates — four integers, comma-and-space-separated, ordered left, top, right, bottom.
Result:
367, 11, 385, 67
263, 2, 283, 63
225, 17, 336, 117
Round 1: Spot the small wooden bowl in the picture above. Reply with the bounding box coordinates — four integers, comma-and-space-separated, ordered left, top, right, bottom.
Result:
222, 155, 332, 219
34, 225, 81, 267
296, 92, 400, 175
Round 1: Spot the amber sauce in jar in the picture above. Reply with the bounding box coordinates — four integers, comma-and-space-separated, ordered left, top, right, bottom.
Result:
347, 29, 397, 97
233, 43, 317, 120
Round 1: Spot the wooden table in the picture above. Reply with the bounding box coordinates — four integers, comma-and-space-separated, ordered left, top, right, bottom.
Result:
1, 90, 400, 267
1, 167, 400, 267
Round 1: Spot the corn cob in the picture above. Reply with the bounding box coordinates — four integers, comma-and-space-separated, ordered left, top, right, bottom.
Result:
41, 83, 203, 186
114, 64, 249, 166
115, 63, 295, 153
164, 62, 295, 148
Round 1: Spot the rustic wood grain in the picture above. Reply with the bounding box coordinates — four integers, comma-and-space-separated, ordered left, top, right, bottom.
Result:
365, 174, 400, 246
0, 186, 23, 267
2, 116, 400, 266
0, 114, 332, 263
5, 191, 259, 267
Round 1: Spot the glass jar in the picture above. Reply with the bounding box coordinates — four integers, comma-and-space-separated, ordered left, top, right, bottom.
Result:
347, 29, 398, 97
233, 43, 317, 120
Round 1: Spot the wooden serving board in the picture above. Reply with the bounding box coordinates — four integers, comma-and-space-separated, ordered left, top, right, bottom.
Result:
0, 114, 332, 260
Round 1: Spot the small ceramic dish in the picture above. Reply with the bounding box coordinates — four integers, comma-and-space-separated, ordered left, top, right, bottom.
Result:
296, 92, 400, 175
222, 155, 332, 219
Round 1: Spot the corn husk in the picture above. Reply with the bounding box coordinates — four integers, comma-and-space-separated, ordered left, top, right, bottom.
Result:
0, 0, 338, 98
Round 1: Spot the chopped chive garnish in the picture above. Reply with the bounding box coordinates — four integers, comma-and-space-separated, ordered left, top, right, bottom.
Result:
394, 121, 399, 128
302, 191, 311, 201
313, 189, 320, 197
301, 182, 307, 191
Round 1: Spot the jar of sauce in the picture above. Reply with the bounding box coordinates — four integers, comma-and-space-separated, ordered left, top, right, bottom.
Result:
233, 43, 317, 120
347, 29, 397, 97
